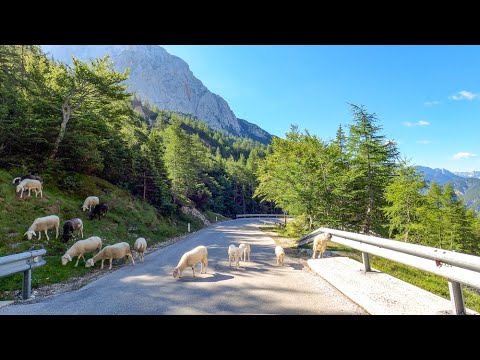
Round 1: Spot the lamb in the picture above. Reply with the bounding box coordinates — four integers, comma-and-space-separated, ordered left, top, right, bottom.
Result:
16, 179, 43, 198
89, 203, 109, 220
312, 232, 332, 259
85, 242, 134, 270
12, 175, 43, 185
81, 196, 99, 212
134, 237, 147, 263
228, 244, 241, 269
61, 236, 102, 267
275, 245, 285, 266
173, 245, 208, 278
62, 218, 84, 243
24, 215, 60, 241
239, 242, 251, 262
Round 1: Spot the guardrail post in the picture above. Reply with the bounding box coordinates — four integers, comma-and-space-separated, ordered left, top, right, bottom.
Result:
448, 280, 466, 315
362, 252, 371, 272
22, 269, 32, 300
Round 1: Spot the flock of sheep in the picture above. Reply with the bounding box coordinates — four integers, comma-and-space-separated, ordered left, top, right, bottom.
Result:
12, 174, 333, 279
12, 174, 147, 269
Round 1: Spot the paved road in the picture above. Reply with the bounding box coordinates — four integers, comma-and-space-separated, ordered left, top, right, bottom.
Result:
0, 219, 367, 315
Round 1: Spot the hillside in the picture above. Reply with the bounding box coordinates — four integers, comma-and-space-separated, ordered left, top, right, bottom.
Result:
42, 45, 272, 144
0, 168, 220, 300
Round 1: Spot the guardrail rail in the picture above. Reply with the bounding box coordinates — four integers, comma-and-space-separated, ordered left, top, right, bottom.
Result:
0, 249, 47, 300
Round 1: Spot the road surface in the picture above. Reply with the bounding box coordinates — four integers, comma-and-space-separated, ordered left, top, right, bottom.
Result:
0, 219, 367, 314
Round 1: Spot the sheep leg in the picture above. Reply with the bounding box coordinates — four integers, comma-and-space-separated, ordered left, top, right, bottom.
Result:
75, 255, 81, 267
19, 189, 24, 198
28, 188, 31, 197
109, 258, 113, 270
100, 259, 105, 269
45, 230, 50, 241
39, 189, 42, 198
129, 254, 135, 266
80, 226, 84, 238
55, 226, 59, 239
38, 231, 41, 241
192, 266, 195, 277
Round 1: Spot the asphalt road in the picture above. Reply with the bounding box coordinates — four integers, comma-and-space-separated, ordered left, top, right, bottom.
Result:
0, 219, 367, 315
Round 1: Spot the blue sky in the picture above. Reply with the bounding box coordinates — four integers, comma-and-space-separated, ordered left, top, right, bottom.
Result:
162, 45, 480, 172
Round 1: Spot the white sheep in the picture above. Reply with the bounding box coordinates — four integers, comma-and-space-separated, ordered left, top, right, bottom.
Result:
81, 196, 99, 212
173, 245, 208, 278
134, 237, 147, 263
16, 179, 43, 198
24, 215, 60, 241
228, 244, 240, 268
85, 242, 135, 270
312, 232, 332, 259
61, 236, 103, 267
239, 242, 251, 262
275, 245, 285, 266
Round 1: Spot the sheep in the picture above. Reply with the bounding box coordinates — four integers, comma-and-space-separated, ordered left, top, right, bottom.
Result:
61, 236, 102, 267
312, 232, 332, 259
89, 203, 109, 220
62, 218, 84, 243
12, 175, 43, 185
275, 245, 285, 266
239, 242, 251, 262
228, 244, 240, 268
16, 179, 43, 198
134, 237, 147, 263
173, 245, 208, 278
24, 215, 60, 241
85, 242, 134, 270
81, 196, 99, 212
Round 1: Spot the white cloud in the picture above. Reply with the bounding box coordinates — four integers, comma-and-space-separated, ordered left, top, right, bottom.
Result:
424, 101, 440, 106
416, 140, 432, 144
452, 152, 478, 160
449, 90, 478, 101
403, 120, 430, 127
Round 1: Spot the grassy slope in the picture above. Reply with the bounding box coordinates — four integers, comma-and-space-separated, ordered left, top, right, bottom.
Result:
0, 168, 216, 300
269, 227, 480, 313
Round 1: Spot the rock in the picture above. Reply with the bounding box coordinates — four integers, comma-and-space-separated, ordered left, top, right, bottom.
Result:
180, 206, 210, 226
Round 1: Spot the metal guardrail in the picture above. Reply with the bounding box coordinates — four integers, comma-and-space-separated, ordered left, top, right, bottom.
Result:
300, 227, 480, 315
0, 249, 47, 299
236, 214, 292, 218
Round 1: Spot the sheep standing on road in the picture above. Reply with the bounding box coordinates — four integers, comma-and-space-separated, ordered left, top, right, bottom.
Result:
16, 179, 43, 198
81, 196, 99, 212
62, 218, 84, 243
134, 237, 147, 263
24, 215, 60, 241
85, 242, 134, 270
275, 245, 285, 266
312, 232, 332, 259
228, 244, 240, 268
173, 245, 208, 278
61, 236, 102, 267
239, 242, 251, 262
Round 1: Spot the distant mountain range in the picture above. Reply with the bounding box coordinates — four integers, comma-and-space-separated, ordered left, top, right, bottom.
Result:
42, 45, 272, 144
416, 166, 480, 212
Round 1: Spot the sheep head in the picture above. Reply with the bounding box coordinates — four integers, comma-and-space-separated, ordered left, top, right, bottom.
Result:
173, 267, 181, 278
85, 258, 95, 268
24, 230, 36, 240
61, 254, 72, 266
16, 185, 22, 193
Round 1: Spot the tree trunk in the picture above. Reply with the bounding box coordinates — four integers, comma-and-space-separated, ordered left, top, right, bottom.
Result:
50, 101, 71, 160
143, 171, 147, 200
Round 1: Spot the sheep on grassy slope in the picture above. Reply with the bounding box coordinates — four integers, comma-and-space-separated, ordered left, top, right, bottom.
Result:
275, 245, 285, 266
24, 215, 60, 241
89, 203, 109, 220
12, 175, 43, 185
61, 236, 102, 267
134, 237, 147, 262
85, 242, 134, 270
62, 218, 84, 243
81, 196, 99, 212
312, 232, 332, 259
16, 179, 43, 198
239, 242, 251, 262
173, 245, 208, 278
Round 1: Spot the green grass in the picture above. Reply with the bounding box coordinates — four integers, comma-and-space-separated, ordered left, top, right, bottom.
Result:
0, 168, 205, 300
267, 227, 480, 313
204, 210, 230, 223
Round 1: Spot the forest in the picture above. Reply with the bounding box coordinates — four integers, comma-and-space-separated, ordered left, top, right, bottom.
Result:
1, 45, 479, 257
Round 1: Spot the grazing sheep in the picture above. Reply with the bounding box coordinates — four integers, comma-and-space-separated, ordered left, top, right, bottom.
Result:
62, 218, 84, 243
16, 179, 43, 198
228, 244, 240, 268
239, 242, 251, 262
134, 237, 147, 263
24, 215, 60, 241
61, 236, 102, 267
89, 203, 109, 220
173, 245, 208, 278
12, 175, 43, 185
275, 245, 285, 266
85, 242, 134, 270
312, 232, 332, 259
81, 196, 99, 212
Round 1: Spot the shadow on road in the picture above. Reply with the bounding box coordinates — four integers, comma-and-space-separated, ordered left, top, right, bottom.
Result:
178, 272, 234, 282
